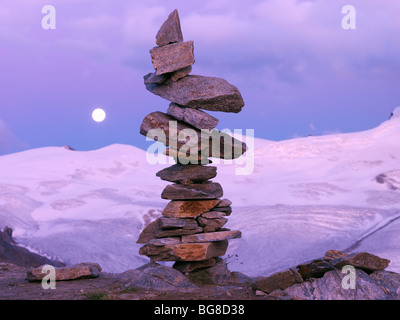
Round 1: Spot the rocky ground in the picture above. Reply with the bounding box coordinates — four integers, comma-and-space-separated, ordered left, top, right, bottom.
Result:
0, 262, 260, 300
1, 251, 400, 300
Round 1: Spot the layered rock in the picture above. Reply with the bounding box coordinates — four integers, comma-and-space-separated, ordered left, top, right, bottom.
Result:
137, 9, 246, 269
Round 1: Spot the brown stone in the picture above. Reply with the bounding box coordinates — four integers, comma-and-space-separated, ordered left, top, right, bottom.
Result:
156, 9, 183, 47
156, 164, 217, 183
26, 262, 101, 282
331, 252, 390, 272
167, 103, 219, 130
145, 75, 245, 113
139, 240, 229, 261
170, 66, 192, 82
161, 183, 223, 200
150, 41, 194, 75
173, 258, 217, 273
181, 230, 241, 243
297, 259, 334, 280
162, 200, 220, 218
216, 199, 232, 207
323, 249, 348, 262
252, 270, 296, 294
197, 216, 228, 232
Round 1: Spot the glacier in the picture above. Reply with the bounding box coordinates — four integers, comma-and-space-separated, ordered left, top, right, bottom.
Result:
0, 114, 399, 276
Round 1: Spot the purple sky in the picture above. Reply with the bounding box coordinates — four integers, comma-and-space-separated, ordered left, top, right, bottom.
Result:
0, 0, 399, 155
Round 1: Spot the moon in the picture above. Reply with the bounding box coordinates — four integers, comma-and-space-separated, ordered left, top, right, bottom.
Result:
92, 108, 106, 123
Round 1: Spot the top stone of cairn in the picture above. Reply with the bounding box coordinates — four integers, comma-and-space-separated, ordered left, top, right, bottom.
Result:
156, 9, 184, 47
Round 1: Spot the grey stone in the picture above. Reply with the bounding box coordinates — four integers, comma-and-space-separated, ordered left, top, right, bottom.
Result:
156, 164, 217, 183
187, 258, 232, 285
117, 262, 197, 291
167, 103, 219, 130
159, 217, 199, 230
181, 230, 241, 243
284, 269, 400, 300
143, 72, 169, 85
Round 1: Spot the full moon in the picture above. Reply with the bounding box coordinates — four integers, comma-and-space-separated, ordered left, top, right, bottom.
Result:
92, 108, 106, 122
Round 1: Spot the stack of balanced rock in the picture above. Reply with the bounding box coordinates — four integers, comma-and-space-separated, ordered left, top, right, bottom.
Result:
137, 9, 247, 272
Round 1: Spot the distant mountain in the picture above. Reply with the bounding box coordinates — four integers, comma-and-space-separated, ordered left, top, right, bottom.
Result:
0, 112, 399, 276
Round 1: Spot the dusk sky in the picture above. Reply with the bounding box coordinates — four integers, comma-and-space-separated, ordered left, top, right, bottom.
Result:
0, 0, 399, 155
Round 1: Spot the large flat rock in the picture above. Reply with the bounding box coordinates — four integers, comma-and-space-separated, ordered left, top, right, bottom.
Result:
161, 183, 223, 200
156, 164, 217, 183
139, 240, 229, 261
146, 75, 245, 113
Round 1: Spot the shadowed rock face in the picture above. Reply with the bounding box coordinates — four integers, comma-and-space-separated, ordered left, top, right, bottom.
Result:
0, 227, 65, 268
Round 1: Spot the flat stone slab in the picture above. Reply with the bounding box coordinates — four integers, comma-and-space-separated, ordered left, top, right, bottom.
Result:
181, 230, 241, 243
161, 183, 223, 200
162, 200, 221, 218
150, 41, 195, 75
139, 240, 229, 261
146, 75, 245, 113
26, 263, 101, 282
331, 252, 390, 272
156, 164, 217, 183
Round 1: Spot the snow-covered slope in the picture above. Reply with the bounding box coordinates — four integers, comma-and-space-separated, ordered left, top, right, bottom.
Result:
1, 114, 399, 276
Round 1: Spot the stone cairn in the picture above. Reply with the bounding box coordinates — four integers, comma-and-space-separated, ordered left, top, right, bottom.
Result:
137, 9, 247, 274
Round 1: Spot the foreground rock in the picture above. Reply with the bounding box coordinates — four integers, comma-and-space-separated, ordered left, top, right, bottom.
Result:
253, 250, 400, 300
26, 263, 101, 282
117, 262, 197, 291
284, 269, 400, 300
